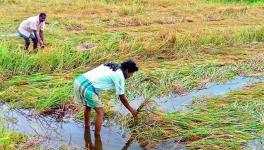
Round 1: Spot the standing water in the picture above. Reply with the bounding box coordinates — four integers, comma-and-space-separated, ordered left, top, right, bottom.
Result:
247, 136, 264, 150
1, 104, 142, 149
116, 76, 264, 113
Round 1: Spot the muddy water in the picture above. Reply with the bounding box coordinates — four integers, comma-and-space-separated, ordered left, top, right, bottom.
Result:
1, 104, 142, 149
1, 104, 186, 149
116, 76, 264, 114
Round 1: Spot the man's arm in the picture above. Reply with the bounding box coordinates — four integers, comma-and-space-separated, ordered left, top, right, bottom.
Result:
39, 30, 44, 47
119, 94, 138, 117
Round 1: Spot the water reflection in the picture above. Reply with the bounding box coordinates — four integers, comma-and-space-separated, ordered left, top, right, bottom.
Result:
84, 127, 103, 150
1, 104, 143, 149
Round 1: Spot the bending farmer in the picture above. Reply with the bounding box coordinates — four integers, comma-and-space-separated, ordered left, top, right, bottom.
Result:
74, 60, 139, 135
18, 13, 46, 52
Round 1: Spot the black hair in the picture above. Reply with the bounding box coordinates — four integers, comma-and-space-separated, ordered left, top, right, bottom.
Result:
104, 60, 138, 73
120, 60, 138, 73
39, 12, 46, 17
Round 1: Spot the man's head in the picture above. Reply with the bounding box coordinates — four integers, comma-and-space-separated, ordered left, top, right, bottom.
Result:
121, 60, 138, 79
39, 12, 46, 22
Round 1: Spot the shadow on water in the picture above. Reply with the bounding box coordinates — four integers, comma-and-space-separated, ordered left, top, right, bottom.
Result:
0, 76, 263, 149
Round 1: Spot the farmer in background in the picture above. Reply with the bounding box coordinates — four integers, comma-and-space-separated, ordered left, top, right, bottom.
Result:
18, 13, 46, 52
74, 60, 139, 135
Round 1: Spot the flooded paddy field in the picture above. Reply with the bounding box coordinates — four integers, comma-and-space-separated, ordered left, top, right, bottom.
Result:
1, 76, 263, 149
1, 0, 264, 149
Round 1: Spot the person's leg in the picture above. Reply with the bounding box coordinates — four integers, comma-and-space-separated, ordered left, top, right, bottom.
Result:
84, 106, 92, 127
18, 32, 30, 51
94, 134, 103, 150
31, 36, 38, 50
94, 107, 104, 135
24, 38, 30, 51
84, 126, 94, 150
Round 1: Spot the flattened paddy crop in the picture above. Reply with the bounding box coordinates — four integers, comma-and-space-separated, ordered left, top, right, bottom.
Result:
126, 82, 264, 149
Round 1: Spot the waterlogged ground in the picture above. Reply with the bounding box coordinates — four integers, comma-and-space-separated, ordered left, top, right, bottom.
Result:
1, 104, 142, 149
0, 77, 263, 149
0, 0, 264, 149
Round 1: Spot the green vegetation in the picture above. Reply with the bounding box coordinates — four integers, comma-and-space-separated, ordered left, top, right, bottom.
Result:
0, 115, 25, 149
1, 56, 263, 113
0, 73, 74, 111
0, 128, 25, 149
0, 0, 264, 149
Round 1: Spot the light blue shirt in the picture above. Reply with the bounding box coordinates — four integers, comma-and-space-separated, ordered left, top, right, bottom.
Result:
83, 65, 125, 95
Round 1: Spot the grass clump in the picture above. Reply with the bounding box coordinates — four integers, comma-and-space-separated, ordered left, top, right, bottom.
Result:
0, 112, 26, 150
0, 127, 25, 150
0, 73, 75, 112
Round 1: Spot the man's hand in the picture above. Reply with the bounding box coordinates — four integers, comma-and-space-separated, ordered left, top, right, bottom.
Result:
39, 30, 45, 48
119, 95, 139, 118
39, 40, 44, 48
